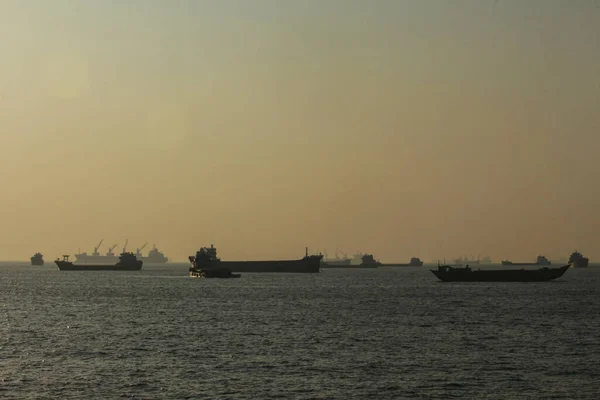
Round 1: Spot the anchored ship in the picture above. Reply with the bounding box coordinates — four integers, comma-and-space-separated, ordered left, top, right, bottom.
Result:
322, 253, 382, 268
569, 251, 589, 268
189, 245, 322, 273
321, 249, 352, 266
502, 255, 551, 266
55, 252, 143, 271
431, 263, 570, 282
74, 240, 168, 264
140, 244, 169, 264
30, 252, 44, 266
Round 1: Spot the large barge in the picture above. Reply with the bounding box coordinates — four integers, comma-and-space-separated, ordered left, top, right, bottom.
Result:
55, 252, 143, 271
431, 263, 570, 282
189, 245, 322, 273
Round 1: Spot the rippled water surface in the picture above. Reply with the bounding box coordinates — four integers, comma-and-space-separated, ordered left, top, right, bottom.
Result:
1, 263, 599, 399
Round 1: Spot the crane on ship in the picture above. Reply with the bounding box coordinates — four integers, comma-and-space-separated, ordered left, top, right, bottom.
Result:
122, 239, 128, 254
107, 244, 118, 256
135, 242, 148, 257
92, 239, 104, 256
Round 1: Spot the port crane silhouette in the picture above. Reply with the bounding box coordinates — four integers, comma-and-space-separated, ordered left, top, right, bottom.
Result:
107, 244, 118, 256
136, 242, 148, 257
92, 239, 104, 256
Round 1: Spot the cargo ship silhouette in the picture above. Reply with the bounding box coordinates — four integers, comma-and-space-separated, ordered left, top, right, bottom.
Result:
189, 245, 322, 273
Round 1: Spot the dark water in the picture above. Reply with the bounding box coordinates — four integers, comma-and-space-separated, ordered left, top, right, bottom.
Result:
1, 263, 599, 399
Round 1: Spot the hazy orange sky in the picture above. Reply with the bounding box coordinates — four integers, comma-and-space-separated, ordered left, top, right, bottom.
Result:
1, 0, 599, 262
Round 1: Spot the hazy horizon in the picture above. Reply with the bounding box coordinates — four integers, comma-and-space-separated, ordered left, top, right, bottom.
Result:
1, 0, 599, 262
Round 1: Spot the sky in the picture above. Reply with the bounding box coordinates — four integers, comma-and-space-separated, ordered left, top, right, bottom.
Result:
0, 0, 599, 262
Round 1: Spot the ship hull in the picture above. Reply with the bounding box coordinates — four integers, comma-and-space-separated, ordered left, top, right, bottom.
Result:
55, 261, 143, 271
572, 261, 589, 268
30, 260, 44, 266
207, 258, 321, 273
431, 264, 570, 282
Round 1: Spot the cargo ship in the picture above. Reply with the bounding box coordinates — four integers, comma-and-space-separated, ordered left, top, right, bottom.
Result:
139, 244, 169, 264
322, 253, 381, 268
55, 252, 143, 271
501, 255, 551, 266
30, 252, 44, 266
74, 240, 169, 264
189, 245, 322, 273
382, 257, 424, 267
321, 250, 352, 266
569, 251, 589, 268
431, 263, 570, 282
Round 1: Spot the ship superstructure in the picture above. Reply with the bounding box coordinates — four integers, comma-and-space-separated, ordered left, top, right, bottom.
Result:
141, 244, 169, 264
569, 251, 589, 268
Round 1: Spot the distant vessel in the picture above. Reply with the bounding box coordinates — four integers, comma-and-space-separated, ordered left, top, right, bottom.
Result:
74, 239, 120, 264
431, 263, 570, 282
30, 252, 44, 266
55, 252, 143, 271
454, 255, 481, 264
322, 253, 381, 268
321, 250, 352, 266
136, 243, 169, 264
502, 255, 551, 266
568, 251, 589, 268
189, 245, 322, 273
382, 257, 423, 267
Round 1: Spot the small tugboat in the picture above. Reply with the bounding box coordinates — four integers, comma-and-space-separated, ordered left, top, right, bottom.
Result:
55, 252, 143, 271
382, 257, 424, 267
568, 251, 589, 268
502, 255, 552, 266
30, 252, 44, 266
431, 262, 570, 282
189, 246, 241, 278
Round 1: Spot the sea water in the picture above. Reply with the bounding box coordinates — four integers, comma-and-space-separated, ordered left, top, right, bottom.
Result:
1, 263, 598, 399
